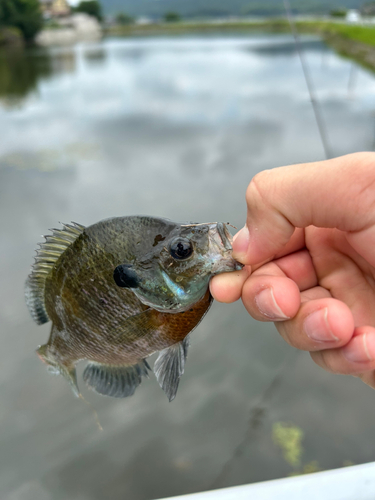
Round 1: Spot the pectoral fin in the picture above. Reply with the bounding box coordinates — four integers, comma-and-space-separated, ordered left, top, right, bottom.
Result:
83, 360, 151, 398
154, 335, 190, 402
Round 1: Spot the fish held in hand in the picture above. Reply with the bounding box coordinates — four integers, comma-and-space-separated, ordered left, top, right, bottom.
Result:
25, 216, 242, 401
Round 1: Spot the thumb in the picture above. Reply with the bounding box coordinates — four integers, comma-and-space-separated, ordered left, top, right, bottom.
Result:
233, 152, 375, 265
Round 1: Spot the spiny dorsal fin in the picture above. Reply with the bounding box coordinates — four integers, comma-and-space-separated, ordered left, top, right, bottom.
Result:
83, 360, 151, 398
25, 222, 85, 325
154, 335, 190, 402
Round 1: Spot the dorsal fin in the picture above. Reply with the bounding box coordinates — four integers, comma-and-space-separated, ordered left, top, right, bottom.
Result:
25, 222, 85, 325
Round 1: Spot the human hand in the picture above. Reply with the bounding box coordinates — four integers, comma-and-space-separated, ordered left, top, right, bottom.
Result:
211, 152, 375, 388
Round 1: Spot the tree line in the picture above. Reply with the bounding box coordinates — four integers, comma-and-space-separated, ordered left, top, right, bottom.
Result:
0, 0, 42, 41
0, 0, 102, 43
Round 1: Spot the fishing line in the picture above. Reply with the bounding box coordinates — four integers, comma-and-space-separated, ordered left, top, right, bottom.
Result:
79, 393, 104, 432
347, 63, 357, 99
210, 7, 331, 488
209, 350, 299, 489
283, 0, 331, 160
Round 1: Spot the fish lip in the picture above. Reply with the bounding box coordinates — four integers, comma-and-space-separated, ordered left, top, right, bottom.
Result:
208, 223, 243, 273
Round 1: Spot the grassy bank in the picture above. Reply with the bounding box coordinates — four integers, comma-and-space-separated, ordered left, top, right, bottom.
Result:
107, 19, 291, 37
296, 21, 375, 70
306, 22, 375, 46
107, 19, 375, 43
106, 19, 375, 71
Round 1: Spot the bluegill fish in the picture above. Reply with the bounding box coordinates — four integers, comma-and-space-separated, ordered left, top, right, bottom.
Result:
25, 216, 242, 401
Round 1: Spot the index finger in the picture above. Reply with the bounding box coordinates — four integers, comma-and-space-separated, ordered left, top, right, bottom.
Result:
233, 152, 375, 266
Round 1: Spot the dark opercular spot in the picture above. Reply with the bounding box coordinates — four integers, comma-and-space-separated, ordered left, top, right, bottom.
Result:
113, 265, 140, 288
153, 234, 166, 247
170, 238, 193, 260
190, 309, 193, 312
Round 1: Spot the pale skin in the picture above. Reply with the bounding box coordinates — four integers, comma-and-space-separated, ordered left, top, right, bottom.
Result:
210, 152, 375, 389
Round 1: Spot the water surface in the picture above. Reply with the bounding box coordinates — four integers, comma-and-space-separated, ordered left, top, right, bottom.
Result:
1, 35, 375, 500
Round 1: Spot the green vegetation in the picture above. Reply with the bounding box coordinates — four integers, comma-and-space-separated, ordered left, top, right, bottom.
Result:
0, 0, 43, 41
272, 422, 322, 476
74, 0, 102, 21
0, 47, 52, 103
309, 22, 375, 72
330, 8, 347, 17
273, 422, 304, 468
0, 26, 23, 47
107, 18, 375, 48
106, 17, 375, 72
107, 18, 290, 36
164, 11, 181, 22
115, 12, 133, 25
297, 21, 375, 47
330, 24, 375, 46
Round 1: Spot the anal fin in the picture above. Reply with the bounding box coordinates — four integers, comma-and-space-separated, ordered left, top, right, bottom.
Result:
83, 360, 150, 398
37, 344, 79, 397
154, 335, 190, 402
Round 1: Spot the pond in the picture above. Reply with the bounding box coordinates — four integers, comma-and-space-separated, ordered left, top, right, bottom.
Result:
1, 34, 375, 500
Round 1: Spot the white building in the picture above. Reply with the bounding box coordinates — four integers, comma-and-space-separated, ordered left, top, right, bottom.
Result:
346, 10, 361, 23
39, 0, 70, 18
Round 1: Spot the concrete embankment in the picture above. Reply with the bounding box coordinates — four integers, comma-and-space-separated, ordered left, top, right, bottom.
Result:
324, 34, 375, 70
296, 21, 375, 71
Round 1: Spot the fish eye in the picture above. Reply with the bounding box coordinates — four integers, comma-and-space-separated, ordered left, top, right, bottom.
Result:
169, 238, 193, 260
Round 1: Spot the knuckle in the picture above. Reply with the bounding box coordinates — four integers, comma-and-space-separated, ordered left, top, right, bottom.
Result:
245, 170, 272, 209
318, 351, 337, 373
310, 350, 337, 373
275, 321, 298, 348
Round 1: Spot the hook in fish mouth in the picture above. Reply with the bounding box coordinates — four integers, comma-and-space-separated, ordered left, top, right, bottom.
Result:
216, 222, 234, 251
180, 221, 243, 272
207, 222, 243, 273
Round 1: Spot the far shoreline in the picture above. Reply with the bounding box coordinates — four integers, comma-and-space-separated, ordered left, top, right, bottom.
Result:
104, 19, 375, 73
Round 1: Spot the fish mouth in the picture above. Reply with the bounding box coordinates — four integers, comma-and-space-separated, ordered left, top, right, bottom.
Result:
208, 223, 243, 273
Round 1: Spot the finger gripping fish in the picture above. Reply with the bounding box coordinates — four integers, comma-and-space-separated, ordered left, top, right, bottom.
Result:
25, 216, 242, 401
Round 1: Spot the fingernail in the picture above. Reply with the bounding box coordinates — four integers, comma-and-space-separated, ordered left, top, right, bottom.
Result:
303, 308, 339, 342
342, 333, 375, 363
232, 225, 250, 260
255, 288, 289, 321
